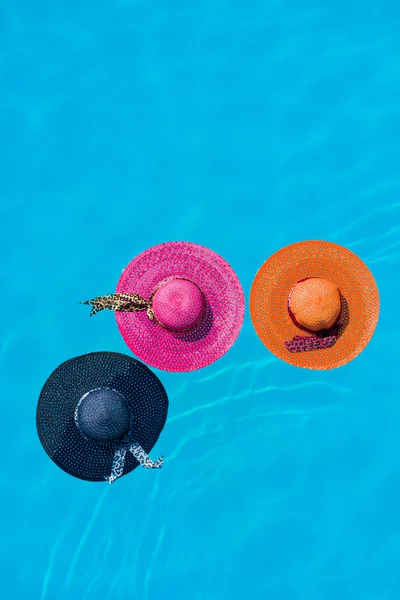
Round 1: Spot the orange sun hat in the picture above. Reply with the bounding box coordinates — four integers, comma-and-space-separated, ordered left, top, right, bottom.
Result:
250, 241, 380, 370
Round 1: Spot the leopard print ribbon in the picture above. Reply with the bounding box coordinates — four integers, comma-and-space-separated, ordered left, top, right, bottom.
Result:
284, 334, 338, 353
105, 443, 164, 484
81, 278, 192, 320
80, 293, 154, 319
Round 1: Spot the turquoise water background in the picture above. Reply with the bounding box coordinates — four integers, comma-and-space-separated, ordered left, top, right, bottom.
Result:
2, 1, 400, 598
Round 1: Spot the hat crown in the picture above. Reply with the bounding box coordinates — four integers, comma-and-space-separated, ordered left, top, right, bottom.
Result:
152, 278, 205, 332
76, 388, 131, 443
289, 277, 341, 332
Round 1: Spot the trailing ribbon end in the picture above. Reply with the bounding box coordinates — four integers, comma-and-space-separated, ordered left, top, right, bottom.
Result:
79, 296, 112, 317
79, 293, 151, 316
129, 444, 164, 469
151, 456, 164, 469
105, 474, 118, 485
105, 444, 164, 485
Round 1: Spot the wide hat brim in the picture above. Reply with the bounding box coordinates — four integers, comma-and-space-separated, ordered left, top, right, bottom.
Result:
115, 242, 245, 372
36, 352, 169, 481
250, 241, 380, 370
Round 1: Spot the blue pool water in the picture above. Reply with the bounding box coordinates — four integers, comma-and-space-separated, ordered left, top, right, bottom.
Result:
2, 1, 400, 598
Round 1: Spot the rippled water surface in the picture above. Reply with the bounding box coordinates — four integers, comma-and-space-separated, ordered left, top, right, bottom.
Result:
2, 1, 400, 599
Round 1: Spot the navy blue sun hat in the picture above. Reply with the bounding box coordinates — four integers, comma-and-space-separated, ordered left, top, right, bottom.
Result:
36, 352, 169, 483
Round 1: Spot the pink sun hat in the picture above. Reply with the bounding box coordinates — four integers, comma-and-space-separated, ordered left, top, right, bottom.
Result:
81, 242, 245, 372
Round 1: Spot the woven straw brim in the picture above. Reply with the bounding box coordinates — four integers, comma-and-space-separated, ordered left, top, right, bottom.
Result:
250, 241, 380, 370
116, 242, 245, 372
36, 352, 168, 481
